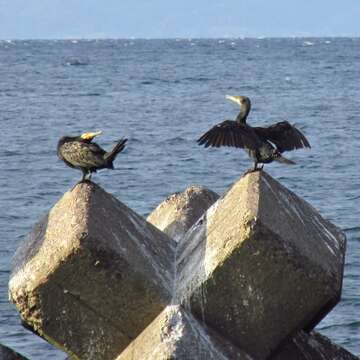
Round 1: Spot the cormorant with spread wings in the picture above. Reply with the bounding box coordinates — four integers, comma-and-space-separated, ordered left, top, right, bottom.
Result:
197, 96, 310, 171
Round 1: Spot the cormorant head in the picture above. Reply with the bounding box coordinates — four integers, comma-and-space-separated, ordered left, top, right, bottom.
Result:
225, 95, 251, 109
226, 95, 251, 123
80, 130, 102, 141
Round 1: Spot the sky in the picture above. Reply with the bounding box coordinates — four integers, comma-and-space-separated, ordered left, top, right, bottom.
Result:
0, 0, 360, 39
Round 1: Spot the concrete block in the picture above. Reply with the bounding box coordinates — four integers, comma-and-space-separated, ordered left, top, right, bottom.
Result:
273, 331, 359, 360
175, 171, 346, 359
0, 343, 28, 360
118, 305, 252, 360
147, 186, 219, 242
9, 182, 175, 360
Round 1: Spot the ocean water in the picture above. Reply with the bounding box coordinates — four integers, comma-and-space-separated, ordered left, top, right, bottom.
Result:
0, 38, 359, 359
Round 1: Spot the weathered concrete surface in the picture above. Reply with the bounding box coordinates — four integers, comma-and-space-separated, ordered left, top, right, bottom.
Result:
147, 186, 219, 242
273, 331, 359, 360
175, 171, 346, 359
0, 344, 28, 360
118, 305, 252, 360
9, 182, 176, 360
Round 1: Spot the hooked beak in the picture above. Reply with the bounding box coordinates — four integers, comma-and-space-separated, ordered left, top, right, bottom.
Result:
80, 130, 102, 140
225, 95, 241, 105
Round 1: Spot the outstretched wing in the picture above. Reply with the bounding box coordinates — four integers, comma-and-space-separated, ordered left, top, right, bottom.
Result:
60, 141, 105, 168
254, 121, 311, 153
197, 120, 262, 150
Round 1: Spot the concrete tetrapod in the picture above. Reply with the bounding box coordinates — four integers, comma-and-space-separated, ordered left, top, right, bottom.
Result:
148, 179, 357, 360
0, 343, 29, 360
148, 181, 357, 360
175, 171, 346, 359
272, 330, 359, 360
9, 182, 175, 360
147, 185, 219, 242
118, 305, 252, 360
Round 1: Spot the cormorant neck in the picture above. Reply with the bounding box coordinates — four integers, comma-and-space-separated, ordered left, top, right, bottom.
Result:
235, 105, 250, 123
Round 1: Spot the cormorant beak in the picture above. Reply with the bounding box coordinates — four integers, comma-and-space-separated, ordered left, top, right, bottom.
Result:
80, 130, 102, 140
225, 95, 242, 106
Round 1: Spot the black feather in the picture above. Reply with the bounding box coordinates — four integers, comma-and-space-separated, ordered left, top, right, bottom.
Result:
197, 120, 261, 150
254, 121, 311, 153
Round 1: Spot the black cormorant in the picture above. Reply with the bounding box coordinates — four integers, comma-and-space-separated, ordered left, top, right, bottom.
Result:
57, 131, 128, 181
197, 95, 310, 171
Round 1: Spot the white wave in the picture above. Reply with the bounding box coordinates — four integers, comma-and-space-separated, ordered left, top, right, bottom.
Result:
303, 41, 315, 47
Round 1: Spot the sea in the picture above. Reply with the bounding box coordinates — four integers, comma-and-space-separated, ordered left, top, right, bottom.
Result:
0, 38, 359, 359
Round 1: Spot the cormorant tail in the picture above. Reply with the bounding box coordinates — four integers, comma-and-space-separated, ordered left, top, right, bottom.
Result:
274, 154, 296, 165
104, 138, 128, 168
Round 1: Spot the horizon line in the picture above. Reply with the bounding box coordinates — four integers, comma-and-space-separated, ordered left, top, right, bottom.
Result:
1, 35, 360, 41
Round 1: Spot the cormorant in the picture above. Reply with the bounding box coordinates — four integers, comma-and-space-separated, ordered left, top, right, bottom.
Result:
57, 131, 128, 181
197, 95, 310, 171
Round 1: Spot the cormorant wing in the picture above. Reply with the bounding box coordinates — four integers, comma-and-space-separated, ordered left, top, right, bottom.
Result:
197, 120, 261, 150
254, 121, 311, 153
60, 141, 105, 168
86, 142, 107, 156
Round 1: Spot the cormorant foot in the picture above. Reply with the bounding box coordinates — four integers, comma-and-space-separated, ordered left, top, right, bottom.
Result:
79, 179, 92, 184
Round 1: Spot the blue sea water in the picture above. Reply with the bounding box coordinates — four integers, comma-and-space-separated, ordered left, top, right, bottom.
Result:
0, 38, 359, 359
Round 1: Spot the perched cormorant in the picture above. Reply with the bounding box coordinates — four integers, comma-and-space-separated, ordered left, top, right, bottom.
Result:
197, 96, 310, 171
57, 131, 128, 181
